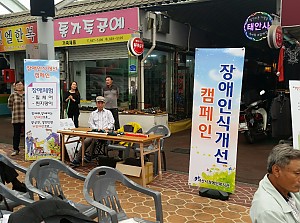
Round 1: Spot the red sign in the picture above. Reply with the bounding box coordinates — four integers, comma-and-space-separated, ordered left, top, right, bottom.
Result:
127, 37, 144, 56
267, 25, 283, 49
2, 69, 15, 83
281, 0, 300, 27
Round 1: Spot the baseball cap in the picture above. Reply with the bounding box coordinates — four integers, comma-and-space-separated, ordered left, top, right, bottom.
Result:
96, 96, 105, 102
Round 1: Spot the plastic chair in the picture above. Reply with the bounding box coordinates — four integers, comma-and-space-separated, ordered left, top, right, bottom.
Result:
0, 181, 34, 210
0, 154, 32, 211
135, 125, 171, 174
83, 166, 163, 223
25, 158, 97, 219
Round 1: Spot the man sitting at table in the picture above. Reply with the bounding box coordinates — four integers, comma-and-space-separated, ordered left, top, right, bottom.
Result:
71, 96, 114, 167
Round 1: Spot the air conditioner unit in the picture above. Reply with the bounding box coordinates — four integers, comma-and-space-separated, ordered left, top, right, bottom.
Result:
157, 14, 170, 34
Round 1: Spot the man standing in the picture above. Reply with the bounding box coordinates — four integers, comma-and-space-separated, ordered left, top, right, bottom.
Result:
250, 144, 300, 222
71, 96, 114, 166
102, 76, 120, 130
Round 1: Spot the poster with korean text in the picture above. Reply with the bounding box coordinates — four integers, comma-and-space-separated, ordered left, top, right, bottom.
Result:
24, 59, 60, 161
188, 48, 245, 193
289, 81, 300, 149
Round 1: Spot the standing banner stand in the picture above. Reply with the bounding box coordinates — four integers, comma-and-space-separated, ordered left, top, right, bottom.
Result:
188, 48, 245, 199
289, 81, 300, 149
24, 59, 60, 161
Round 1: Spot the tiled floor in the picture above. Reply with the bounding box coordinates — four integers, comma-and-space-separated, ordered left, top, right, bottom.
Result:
0, 143, 255, 222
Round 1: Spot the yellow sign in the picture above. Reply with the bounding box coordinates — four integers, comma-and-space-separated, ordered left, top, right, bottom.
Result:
54, 34, 131, 47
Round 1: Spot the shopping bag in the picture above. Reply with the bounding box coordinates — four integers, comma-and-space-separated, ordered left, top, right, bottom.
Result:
65, 137, 81, 161
64, 100, 70, 119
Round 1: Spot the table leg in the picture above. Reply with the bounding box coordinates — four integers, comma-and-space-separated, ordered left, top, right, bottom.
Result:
157, 138, 162, 180
61, 134, 65, 163
140, 142, 146, 187
81, 137, 85, 166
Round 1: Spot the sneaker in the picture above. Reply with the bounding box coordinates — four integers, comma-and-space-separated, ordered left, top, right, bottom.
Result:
84, 155, 91, 163
11, 150, 19, 156
70, 160, 80, 167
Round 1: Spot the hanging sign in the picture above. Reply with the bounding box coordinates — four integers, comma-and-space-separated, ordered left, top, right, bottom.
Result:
188, 48, 245, 193
24, 59, 60, 161
244, 12, 272, 41
127, 37, 144, 56
267, 25, 283, 49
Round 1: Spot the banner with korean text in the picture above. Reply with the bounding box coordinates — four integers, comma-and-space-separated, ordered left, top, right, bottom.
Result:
24, 60, 60, 161
54, 8, 139, 47
289, 81, 300, 149
188, 48, 245, 193
0, 23, 38, 52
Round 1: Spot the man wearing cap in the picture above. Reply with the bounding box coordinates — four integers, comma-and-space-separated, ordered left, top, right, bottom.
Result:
71, 96, 115, 166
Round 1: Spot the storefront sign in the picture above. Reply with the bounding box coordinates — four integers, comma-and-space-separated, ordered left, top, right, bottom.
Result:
54, 8, 139, 47
289, 81, 300, 149
24, 59, 60, 161
244, 12, 272, 41
267, 25, 283, 49
127, 37, 144, 56
281, 0, 300, 27
189, 48, 245, 193
0, 23, 38, 52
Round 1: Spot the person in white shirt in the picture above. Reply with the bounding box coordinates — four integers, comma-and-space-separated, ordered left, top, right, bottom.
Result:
250, 144, 300, 222
71, 96, 114, 166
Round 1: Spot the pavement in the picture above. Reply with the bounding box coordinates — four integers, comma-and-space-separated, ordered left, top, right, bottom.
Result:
0, 115, 280, 222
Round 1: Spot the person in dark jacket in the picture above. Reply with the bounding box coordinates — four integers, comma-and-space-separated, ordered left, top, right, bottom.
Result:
65, 81, 81, 128
0, 162, 26, 192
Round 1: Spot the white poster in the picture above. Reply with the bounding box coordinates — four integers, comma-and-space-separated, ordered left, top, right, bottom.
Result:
188, 48, 245, 193
289, 80, 300, 149
24, 59, 60, 160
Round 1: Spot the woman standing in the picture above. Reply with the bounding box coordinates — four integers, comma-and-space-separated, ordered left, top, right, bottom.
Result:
8, 80, 25, 156
65, 81, 80, 127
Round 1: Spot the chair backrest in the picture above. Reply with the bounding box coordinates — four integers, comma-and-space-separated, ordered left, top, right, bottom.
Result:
146, 125, 171, 139
0, 182, 33, 207
84, 166, 163, 223
83, 166, 128, 222
25, 158, 86, 200
0, 154, 27, 174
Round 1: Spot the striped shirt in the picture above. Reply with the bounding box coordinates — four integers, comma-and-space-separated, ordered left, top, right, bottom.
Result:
8, 92, 25, 124
88, 108, 115, 130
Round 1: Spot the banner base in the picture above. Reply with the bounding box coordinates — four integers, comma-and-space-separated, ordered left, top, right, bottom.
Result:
199, 188, 230, 201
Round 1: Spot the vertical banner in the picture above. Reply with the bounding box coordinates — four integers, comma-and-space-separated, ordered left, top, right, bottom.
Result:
188, 48, 245, 193
289, 81, 300, 149
24, 59, 60, 161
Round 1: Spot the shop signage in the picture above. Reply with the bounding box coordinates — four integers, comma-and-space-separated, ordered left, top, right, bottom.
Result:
24, 59, 61, 161
189, 48, 245, 193
267, 25, 283, 49
0, 23, 38, 52
54, 8, 139, 47
281, 0, 300, 27
243, 12, 272, 41
127, 37, 144, 56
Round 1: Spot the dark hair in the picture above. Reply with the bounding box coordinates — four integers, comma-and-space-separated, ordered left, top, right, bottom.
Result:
70, 81, 80, 96
105, 76, 113, 81
15, 80, 24, 85
267, 144, 300, 173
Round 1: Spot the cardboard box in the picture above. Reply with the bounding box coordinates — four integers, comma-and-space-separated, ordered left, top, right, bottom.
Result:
116, 162, 154, 185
